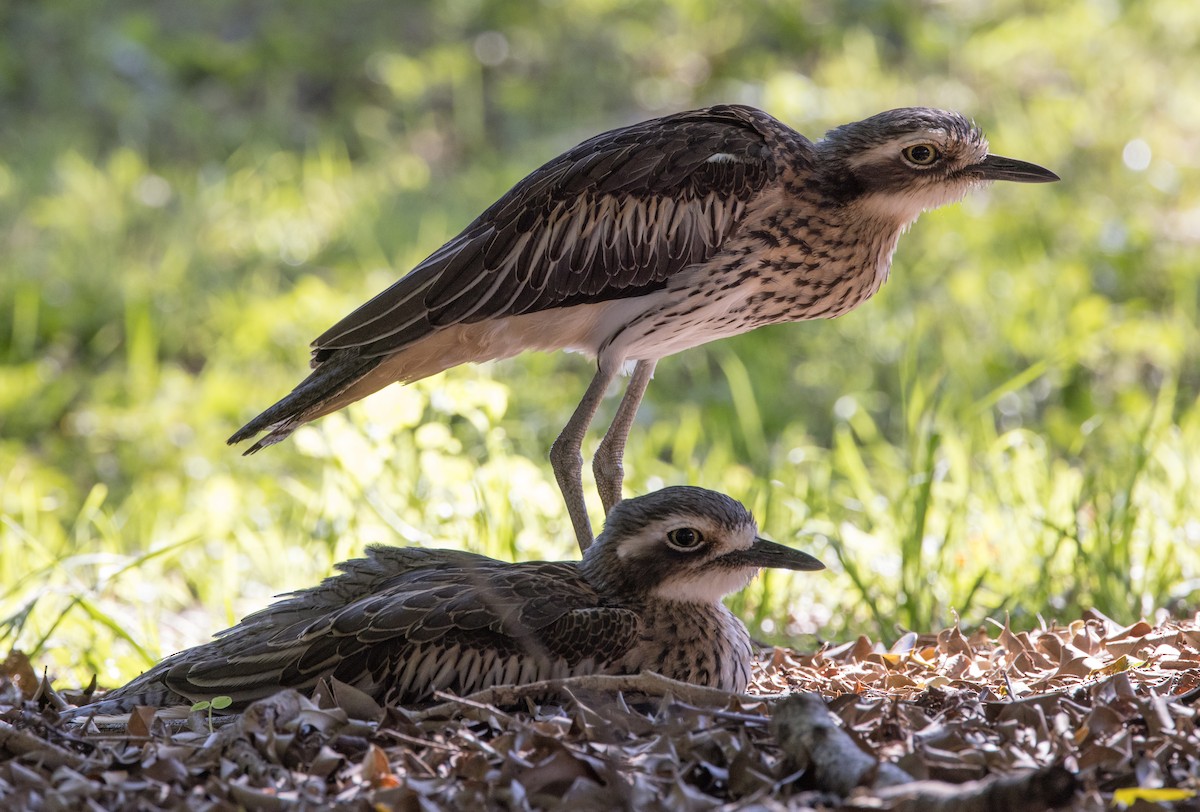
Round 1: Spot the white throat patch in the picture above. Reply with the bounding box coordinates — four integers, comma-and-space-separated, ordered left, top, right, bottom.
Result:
855, 180, 974, 228
649, 567, 758, 604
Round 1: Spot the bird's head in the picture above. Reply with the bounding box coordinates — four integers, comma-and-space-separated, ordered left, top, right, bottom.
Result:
817, 107, 1059, 227
581, 486, 824, 605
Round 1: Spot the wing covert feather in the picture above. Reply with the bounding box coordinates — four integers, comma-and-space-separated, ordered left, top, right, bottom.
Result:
159, 554, 643, 705
313, 105, 791, 360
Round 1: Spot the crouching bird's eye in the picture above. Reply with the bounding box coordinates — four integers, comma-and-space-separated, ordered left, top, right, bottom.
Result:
902, 144, 940, 166
666, 527, 705, 550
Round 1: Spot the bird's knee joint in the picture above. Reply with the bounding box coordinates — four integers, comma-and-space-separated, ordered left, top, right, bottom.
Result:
549, 439, 583, 474
593, 453, 623, 483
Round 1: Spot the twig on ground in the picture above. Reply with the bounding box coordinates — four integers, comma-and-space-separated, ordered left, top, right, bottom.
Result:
415, 670, 756, 720
846, 766, 1077, 811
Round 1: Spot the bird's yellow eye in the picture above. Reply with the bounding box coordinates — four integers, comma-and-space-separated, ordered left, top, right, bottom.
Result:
902, 144, 940, 166
666, 527, 705, 550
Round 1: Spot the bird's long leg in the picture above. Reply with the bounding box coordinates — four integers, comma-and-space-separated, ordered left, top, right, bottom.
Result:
550, 362, 620, 553
593, 359, 656, 515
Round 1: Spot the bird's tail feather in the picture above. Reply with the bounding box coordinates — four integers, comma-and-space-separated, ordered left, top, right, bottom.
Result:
228, 351, 383, 453
59, 680, 187, 720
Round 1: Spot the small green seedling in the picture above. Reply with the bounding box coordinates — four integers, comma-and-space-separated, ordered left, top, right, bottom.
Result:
190, 695, 233, 732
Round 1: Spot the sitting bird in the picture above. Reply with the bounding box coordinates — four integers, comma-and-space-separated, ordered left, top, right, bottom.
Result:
228, 105, 1059, 550
67, 486, 823, 715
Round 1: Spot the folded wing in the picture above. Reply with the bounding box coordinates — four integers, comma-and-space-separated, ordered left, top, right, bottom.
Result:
101, 546, 643, 709
311, 105, 784, 363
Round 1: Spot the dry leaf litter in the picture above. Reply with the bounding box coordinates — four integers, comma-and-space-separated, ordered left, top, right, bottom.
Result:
1, 610, 1197, 810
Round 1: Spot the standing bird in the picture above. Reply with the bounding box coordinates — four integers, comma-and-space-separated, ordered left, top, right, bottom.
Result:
229, 105, 1058, 550
67, 486, 823, 715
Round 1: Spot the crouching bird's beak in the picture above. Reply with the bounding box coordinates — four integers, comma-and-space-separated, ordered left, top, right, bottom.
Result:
722, 537, 825, 572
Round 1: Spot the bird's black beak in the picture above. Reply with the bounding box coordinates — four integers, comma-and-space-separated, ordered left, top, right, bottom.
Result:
723, 537, 825, 572
972, 154, 1060, 183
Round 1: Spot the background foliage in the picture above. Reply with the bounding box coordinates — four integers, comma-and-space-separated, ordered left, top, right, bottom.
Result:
2, 0, 1198, 688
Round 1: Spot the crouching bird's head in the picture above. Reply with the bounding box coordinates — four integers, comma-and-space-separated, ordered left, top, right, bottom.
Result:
581, 485, 824, 604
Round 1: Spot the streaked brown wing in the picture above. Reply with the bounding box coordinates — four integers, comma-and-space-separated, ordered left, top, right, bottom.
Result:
161, 557, 641, 705
312, 105, 792, 361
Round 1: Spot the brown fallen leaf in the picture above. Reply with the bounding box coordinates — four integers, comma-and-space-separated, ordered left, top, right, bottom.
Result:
126, 705, 156, 738
362, 742, 400, 789
512, 743, 599, 797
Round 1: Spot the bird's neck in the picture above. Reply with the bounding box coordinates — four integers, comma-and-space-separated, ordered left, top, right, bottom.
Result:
639, 595, 741, 630
580, 550, 642, 601
838, 201, 911, 296
732, 188, 905, 321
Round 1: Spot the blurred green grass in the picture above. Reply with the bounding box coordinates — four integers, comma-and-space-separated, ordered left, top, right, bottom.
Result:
2, 0, 1199, 688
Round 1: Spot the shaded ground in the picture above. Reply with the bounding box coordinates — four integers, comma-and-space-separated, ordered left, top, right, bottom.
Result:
2, 611, 1198, 810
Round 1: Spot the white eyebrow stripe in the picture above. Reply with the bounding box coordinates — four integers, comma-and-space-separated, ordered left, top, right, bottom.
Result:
845, 130, 958, 172
897, 129, 948, 146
